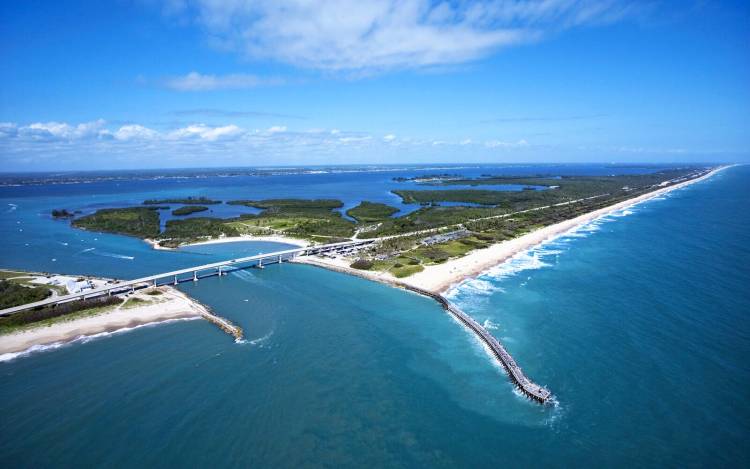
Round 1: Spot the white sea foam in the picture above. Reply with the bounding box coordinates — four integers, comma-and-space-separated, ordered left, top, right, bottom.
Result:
0, 317, 200, 362
482, 319, 499, 330
6, 203, 17, 212
484, 250, 551, 282
460, 278, 505, 296
248, 329, 275, 347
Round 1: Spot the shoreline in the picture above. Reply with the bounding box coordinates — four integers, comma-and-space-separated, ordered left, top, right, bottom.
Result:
144, 234, 310, 251
0, 286, 207, 357
302, 166, 728, 294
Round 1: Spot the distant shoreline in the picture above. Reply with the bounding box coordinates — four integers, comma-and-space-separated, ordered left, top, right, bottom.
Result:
299, 165, 729, 294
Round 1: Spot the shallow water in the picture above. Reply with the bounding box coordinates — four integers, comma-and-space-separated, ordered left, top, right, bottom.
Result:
0, 164, 748, 467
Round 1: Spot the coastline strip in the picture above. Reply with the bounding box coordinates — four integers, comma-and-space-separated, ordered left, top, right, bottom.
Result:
403, 165, 729, 293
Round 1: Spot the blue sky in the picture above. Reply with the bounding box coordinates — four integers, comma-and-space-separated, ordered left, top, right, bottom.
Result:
1, 0, 748, 170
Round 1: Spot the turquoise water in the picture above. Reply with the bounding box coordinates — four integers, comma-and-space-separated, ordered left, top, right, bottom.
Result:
0, 165, 748, 466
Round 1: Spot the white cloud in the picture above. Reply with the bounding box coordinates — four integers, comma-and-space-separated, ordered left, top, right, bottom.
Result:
0, 119, 546, 168
163, 0, 639, 73
485, 139, 529, 148
23, 119, 107, 140
114, 125, 158, 141
167, 124, 243, 141
164, 71, 283, 91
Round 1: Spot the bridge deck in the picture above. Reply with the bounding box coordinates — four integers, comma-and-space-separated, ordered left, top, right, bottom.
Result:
0, 239, 373, 316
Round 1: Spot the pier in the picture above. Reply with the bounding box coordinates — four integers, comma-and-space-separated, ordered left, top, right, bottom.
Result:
414, 288, 551, 404
295, 259, 553, 405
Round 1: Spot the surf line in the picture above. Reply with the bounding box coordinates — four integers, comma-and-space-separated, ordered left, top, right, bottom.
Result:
296, 259, 552, 404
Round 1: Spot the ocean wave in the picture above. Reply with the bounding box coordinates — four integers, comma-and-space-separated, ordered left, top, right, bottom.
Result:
0, 317, 201, 362
485, 250, 551, 282
460, 278, 505, 296
6, 203, 17, 212
482, 319, 500, 330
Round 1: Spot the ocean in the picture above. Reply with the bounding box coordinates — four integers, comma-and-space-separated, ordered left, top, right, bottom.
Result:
0, 164, 747, 467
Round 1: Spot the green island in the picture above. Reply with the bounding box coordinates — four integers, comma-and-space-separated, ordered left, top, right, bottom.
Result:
62, 167, 711, 276
73, 207, 162, 238
144, 196, 221, 205
172, 205, 209, 216
346, 201, 399, 222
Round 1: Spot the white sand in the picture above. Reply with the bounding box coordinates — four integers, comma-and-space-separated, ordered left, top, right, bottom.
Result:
0, 287, 205, 355
182, 234, 310, 248
302, 166, 727, 293
145, 234, 310, 250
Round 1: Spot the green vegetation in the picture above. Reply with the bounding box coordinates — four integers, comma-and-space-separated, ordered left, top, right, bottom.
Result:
67, 168, 707, 258
159, 217, 240, 247
0, 297, 123, 335
51, 209, 74, 218
346, 201, 399, 222
123, 297, 149, 308
172, 205, 209, 216
0, 270, 29, 280
370, 256, 425, 277
0, 280, 51, 309
394, 189, 509, 205
228, 199, 355, 241
350, 259, 374, 270
73, 207, 161, 238
144, 196, 220, 205
228, 199, 343, 210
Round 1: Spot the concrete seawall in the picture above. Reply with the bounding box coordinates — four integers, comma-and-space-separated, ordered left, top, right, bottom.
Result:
191, 298, 244, 341
400, 285, 551, 404
295, 259, 552, 404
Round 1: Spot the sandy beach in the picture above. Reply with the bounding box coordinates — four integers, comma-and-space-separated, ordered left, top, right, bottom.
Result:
300, 166, 728, 294
145, 234, 310, 251
0, 287, 206, 356
182, 234, 310, 248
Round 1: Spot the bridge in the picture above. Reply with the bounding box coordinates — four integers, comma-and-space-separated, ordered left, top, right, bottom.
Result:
0, 236, 552, 404
0, 239, 374, 316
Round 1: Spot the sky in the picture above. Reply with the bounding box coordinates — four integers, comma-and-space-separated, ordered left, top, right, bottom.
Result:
1, 0, 748, 171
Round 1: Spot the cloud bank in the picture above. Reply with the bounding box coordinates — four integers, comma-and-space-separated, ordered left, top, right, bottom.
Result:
0, 119, 535, 169
163, 0, 639, 73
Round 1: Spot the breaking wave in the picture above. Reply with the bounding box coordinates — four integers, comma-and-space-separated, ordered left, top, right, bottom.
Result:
0, 317, 200, 362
